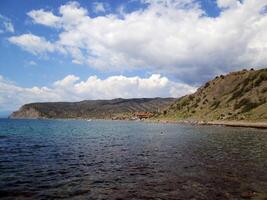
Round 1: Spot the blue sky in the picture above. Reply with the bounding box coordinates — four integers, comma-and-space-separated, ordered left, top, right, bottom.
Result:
0, 0, 220, 87
0, 0, 266, 112
0, 0, 130, 87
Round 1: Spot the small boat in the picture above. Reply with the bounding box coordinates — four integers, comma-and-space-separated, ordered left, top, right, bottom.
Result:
87, 119, 92, 122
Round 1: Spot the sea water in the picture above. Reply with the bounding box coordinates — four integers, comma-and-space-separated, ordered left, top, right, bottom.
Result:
0, 119, 267, 199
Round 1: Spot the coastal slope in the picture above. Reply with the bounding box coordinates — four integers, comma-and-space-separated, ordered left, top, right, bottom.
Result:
10, 98, 176, 119
157, 68, 267, 122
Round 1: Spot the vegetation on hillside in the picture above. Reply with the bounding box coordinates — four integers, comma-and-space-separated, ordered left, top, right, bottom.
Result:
10, 68, 267, 122
157, 68, 267, 122
10, 98, 176, 119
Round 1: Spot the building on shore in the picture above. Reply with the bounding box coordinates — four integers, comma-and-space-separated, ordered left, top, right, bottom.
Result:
135, 112, 154, 119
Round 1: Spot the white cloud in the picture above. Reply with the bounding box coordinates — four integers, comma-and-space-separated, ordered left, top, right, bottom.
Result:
217, 0, 240, 8
59, 1, 88, 26
93, 2, 107, 13
0, 74, 196, 111
28, 60, 37, 66
3, 21, 14, 33
8, 0, 267, 83
0, 75, 60, 111
0, 14, 14, 33
8, 34, 56, 55
27, 9, 61, 27
54, 74, 80, 87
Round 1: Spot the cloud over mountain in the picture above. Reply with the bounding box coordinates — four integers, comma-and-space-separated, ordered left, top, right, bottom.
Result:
0, 74, 196, 111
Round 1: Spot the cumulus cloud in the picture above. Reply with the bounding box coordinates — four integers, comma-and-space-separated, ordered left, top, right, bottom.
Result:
8, 0, 267, 83
0, 14, 14, 33
0, 75, 60, 111
8, 33, 64, 55
27, 9, 61, 27
54, 75, 80, 87
0, 74, 196, 111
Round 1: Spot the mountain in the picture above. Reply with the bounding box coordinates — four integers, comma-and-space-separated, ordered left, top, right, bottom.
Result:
157, 68, 267, 122
9, 68, 267, 122
10, 98, 176, 119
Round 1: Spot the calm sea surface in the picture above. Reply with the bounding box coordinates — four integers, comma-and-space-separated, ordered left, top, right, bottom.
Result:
0, 119, 267, 200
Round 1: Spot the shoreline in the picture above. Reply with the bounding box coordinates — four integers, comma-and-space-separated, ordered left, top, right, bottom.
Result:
146, 119, 267, 129
204, 121, 267, 129
6, 117, 267, 129
151, 120, 267, 129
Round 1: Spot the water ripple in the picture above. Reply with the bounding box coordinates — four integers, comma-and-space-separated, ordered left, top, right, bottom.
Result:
0, 119, 267, 199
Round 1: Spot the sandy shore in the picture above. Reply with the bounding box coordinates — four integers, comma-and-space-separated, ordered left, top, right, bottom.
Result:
204, 121, 267, 129
148, 119, 267, 129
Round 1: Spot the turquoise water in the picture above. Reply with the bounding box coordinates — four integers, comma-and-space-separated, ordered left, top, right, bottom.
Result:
0, 119, 267, 199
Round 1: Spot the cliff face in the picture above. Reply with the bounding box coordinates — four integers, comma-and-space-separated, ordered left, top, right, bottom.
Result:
10, 107, 42, 119
10, 98, 176, 119
159, 68, 267, 122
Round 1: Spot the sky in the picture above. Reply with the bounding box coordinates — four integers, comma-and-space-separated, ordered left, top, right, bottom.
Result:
0, 0, 267, 112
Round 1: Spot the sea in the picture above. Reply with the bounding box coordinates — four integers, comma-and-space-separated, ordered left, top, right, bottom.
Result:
0, 119, 267, 200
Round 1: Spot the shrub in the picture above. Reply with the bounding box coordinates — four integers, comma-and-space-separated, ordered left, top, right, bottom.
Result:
261, 87, 267, 93
211, 101, 220, 109
234, 98, 263, 113
193, 103, 198, 108
255, 74, 267, 87
234, 98, 250, 110
196, 98, 201, 103
230, 87, 244, 100
242, 101, 261, 113
188, 95, 194, 101
204, 82, 210, 88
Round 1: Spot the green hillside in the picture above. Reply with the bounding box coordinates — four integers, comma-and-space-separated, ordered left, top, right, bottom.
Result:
157, 68, 267, 122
